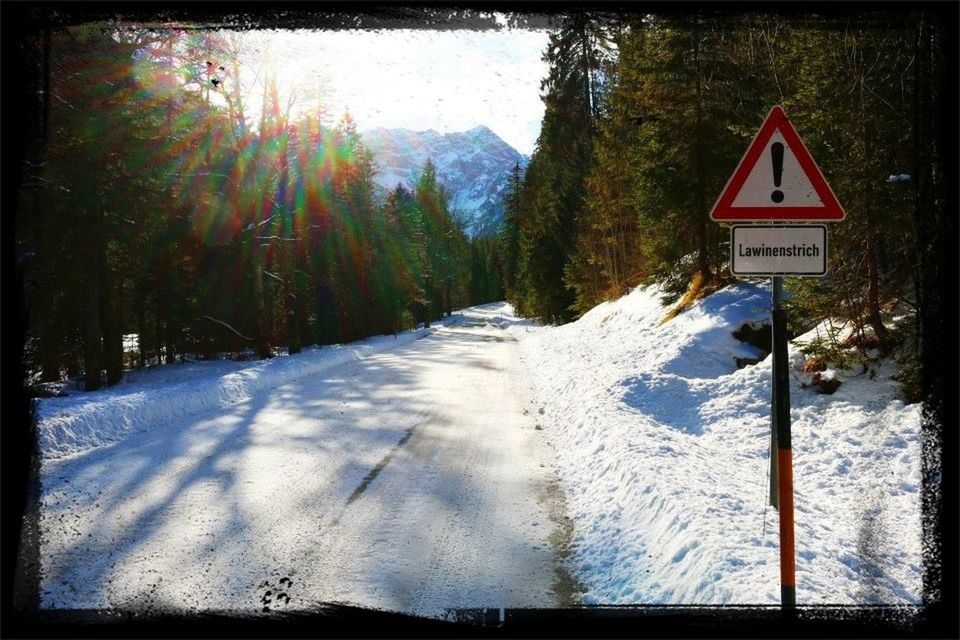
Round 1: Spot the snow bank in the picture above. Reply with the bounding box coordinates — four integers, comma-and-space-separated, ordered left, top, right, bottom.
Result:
508, 284, 922, 605
37, 318, 462, 461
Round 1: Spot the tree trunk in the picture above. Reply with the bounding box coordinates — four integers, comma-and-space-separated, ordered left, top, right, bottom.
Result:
40, 346, 61, 383
297, 278, 312, 348
155, 318, 163, 367
865, 232, 888, 345
164, 307, 177, 365
286, 254, 301, 355
445, 274, 452, 317
137, 309, 146, 368
287, 308, 300, 354
83, 247, 102, 391
251, 73, 272, 360
694, 24, 712, 284
252, 248, 270, 358
859, 72, 887, 347
82, 187, 104, 391
36, 25, 59, 383
101, 267, 124, 385
277, 151, 300, 355
66, 344, 80, 380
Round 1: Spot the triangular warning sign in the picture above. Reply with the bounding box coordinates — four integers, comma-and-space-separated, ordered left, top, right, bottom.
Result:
710, 106, 845, 221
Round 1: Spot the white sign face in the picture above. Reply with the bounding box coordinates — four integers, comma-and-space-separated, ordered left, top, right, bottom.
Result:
730, 225, 828, 277
730, 131, 823, 208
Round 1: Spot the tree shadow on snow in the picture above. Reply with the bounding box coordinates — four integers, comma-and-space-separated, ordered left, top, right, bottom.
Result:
34, 314, 557, 618
616, 372, 715, 435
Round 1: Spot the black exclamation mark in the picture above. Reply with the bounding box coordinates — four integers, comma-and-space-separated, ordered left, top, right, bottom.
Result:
771, 142, 784, 203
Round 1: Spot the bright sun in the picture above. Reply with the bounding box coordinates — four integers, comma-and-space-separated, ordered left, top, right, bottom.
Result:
212, 28, 549, 155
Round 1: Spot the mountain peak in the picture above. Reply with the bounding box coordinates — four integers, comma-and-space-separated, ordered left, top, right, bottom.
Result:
361, 126, 530, 237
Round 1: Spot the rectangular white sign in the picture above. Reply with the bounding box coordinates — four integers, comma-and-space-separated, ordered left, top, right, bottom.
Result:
730, 225, 827, 277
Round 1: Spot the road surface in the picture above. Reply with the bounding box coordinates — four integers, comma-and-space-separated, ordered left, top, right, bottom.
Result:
36, 304, 579, 618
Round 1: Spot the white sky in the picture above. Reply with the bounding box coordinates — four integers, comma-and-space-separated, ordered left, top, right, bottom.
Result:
243, 28, 550, 156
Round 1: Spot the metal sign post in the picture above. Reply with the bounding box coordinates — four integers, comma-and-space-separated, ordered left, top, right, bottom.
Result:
771, 276, 795, 609
708, 105, 845, 611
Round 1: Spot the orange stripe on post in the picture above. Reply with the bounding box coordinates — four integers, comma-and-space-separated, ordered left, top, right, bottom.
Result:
777, 447, 796, 601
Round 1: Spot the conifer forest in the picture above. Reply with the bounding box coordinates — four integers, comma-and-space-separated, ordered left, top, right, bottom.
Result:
13, 11, 949, 404
5, 4, 956, 629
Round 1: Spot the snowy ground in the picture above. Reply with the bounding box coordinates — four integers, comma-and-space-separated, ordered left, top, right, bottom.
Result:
38, 325, 443, 460
37, 306, 576, 617
33, 284, 923, 615
506, 283, 923, 605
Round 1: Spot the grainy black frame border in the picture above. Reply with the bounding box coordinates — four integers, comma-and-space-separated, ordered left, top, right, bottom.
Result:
2, 1, 956, 638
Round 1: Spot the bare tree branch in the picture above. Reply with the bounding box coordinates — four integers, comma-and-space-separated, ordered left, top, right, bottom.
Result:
195, 316, 253, 341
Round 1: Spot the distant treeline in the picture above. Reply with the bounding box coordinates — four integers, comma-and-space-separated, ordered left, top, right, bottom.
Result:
498, 12, 947, 400
17, 25, 503, 391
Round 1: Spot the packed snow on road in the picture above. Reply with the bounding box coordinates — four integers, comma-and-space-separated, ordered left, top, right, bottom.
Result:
33, 282, 922, 616
36, 309, 576, 617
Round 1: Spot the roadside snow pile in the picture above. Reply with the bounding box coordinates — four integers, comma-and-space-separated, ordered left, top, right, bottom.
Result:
508, 283, 922, 605
37, 319, 462, 460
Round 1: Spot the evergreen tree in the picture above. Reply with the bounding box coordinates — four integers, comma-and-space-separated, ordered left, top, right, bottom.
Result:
778, 18, 917, 355
516, 13, 612, 323
17, 24, 501, 391
499, 162, 524, 304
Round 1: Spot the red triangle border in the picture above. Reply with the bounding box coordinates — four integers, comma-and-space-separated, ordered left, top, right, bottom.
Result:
710, 106, 845, 221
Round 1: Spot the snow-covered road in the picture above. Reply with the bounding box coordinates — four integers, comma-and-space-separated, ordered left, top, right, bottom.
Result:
38, 304, 578, 617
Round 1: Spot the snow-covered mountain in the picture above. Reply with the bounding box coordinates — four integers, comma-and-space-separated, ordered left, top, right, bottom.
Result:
362, 125, 529, 237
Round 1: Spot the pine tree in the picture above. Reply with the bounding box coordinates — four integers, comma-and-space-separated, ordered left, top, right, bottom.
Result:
514, 13, 612, 323
749, 16, 919, 366
499, 162, 524, 304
